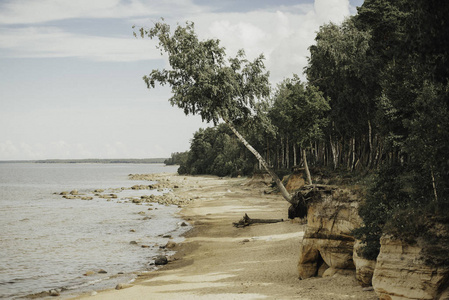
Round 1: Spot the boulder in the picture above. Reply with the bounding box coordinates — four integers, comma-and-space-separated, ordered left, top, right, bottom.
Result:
70, 190, 78, 195
372, 235, 449, 300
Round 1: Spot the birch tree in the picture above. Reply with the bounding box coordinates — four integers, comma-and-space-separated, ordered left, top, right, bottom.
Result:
136, 20, 295, 204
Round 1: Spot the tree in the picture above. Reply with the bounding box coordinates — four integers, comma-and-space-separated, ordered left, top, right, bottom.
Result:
136, 20, 295, 204
271, 77, 330, 184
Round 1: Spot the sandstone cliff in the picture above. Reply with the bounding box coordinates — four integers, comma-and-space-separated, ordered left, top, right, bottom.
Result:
295, 185, 449, 300
296, 186, 363, 279
373, 236, 449, 300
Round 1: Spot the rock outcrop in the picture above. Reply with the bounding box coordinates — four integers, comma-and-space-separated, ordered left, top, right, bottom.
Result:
372, 235, 449, 300
295, 185, 449, 299
353, 240, 376, 287
296, 186, 363, 279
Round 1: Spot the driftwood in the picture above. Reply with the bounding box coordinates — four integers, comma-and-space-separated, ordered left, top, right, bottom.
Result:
233, 213, 284, 228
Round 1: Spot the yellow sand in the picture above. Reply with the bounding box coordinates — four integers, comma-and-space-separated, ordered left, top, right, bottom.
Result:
73, 174, 376, 300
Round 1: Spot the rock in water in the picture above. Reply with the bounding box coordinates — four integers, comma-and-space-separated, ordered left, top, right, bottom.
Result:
154, 255, 168, 265
166, 241, 176, 249
49, 289, 60, 296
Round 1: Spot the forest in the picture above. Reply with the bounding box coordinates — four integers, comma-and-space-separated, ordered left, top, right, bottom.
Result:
147, 0, 449, 264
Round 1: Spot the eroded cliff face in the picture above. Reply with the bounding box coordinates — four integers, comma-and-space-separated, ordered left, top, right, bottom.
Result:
373, 236, 449, 300
296, 187, 364, 279
295, 186, 449, 300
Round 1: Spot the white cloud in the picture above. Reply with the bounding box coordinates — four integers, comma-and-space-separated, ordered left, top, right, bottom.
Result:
0, 0, 352, 74
0, 27, 161, 61
0, 0, 204, 24
191, 1, 351, 83
314, 0, 350, 24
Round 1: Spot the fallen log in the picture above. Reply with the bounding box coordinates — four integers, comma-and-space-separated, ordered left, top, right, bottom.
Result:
233, 213, 284, 228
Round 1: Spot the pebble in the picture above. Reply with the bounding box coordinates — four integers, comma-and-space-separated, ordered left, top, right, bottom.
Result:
154, 255, 168, 265
84, 270, 95, 276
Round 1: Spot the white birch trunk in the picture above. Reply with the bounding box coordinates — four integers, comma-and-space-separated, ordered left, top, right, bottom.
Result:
224, 120, 294, 204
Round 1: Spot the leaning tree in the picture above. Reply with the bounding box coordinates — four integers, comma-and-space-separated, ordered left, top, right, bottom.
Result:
135, 20, 295, 204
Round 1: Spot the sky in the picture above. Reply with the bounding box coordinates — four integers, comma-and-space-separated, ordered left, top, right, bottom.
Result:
0, 0, 364, 160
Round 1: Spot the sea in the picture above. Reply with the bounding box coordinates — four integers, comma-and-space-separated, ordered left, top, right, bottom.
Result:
0, 163, 187, 299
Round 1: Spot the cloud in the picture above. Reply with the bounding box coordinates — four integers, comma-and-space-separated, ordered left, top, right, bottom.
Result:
0, 0, 353, 74
0, 26, 161, 61
191, 0, 351, 83
0, 0, 205, 24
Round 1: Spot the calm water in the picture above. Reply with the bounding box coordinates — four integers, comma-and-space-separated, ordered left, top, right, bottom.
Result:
0, 163, 186, 299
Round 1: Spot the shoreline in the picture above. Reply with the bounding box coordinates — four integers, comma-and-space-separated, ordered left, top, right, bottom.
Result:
72, 173, 377, 299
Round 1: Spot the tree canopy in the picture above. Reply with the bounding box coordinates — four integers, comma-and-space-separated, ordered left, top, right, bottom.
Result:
137, 20, 269, 125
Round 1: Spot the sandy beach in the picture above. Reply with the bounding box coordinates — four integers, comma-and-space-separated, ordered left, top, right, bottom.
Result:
74, 173, 377, 300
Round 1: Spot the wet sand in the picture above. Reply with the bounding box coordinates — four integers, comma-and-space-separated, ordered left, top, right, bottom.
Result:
73, 174, 377, 300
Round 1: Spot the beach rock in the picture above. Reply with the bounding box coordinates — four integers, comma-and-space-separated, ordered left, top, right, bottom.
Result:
84, 270, 95, 276
296, 187, 361, 279
60, 191, 69, 195
166, 241, 176, 249
129, 241, 138, 245
115, 283, 133, 290
372, 235, 449, 300
154, 255, 168, 265
49, 289, 60, 296
180, 222, 188, 227
70, 189, 78, 195
94, 189, 104, 193
98, 269, 107, 274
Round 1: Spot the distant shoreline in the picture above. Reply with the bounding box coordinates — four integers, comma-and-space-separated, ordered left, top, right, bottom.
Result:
0, 158, 168, 164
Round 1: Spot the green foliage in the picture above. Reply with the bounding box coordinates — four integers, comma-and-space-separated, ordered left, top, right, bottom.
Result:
270, 77, 329, 148
177, 124, 256, 177
164, 152, 189, 165
137, 20, 270, 125
353, 164, 412, 259
349, 0, 449, 263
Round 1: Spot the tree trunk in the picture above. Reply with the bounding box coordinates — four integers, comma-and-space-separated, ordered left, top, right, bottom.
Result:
293, 143, 297, 166
302, 148, 312, 185
330, 136, 339, 169
367, 120, 373, 169
224, 120, 295, 205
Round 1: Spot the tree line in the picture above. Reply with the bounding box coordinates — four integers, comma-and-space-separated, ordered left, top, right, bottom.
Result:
142, 0, 449, 264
